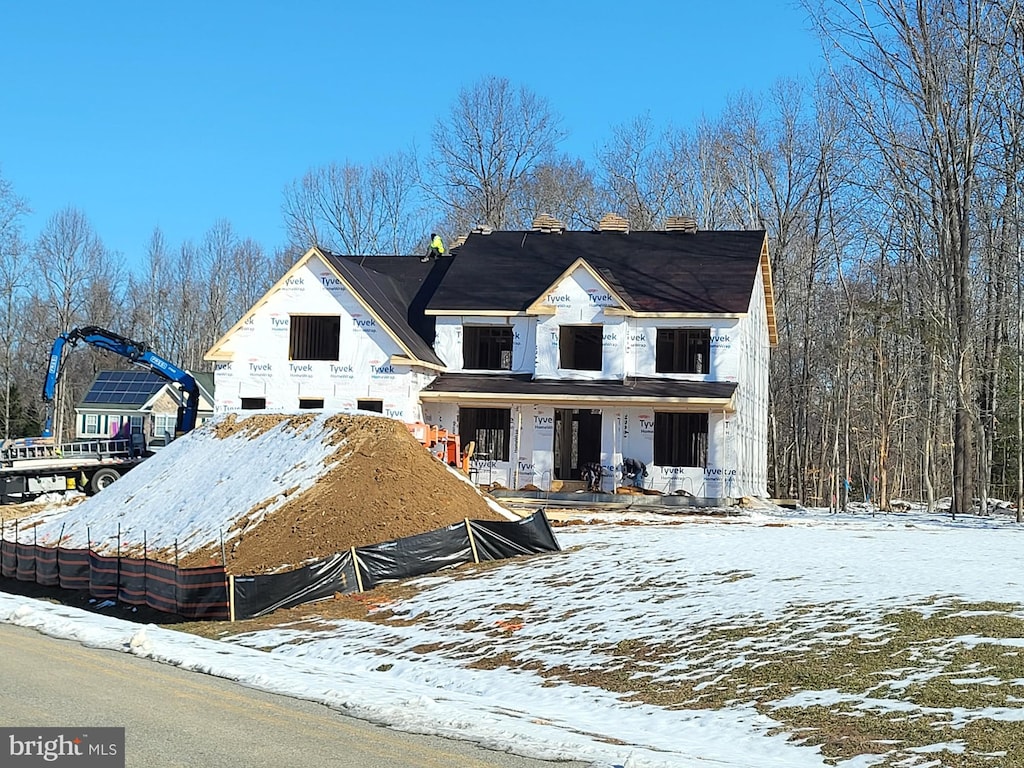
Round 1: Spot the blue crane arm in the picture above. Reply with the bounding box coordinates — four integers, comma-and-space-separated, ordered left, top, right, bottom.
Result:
41, 326, 200, 438
136, 350, 200, 433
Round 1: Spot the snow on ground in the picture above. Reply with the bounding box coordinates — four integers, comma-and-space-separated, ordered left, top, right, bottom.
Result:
6, 411, 516, 562
6, 413, 347, 556
5, 504, 1024, 767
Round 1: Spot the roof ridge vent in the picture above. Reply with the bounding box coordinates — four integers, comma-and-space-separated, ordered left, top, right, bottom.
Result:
665, 215, 698, 233
531, 213, 566, 233
598, 213, 630, 233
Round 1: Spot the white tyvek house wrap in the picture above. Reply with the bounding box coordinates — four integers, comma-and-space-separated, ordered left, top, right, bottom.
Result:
423, 259, 770, 496
535, 266, 626, 380
423, 402, 732, 495
731, 266, 770, 497
211, 254, 425, 422
434, 316, 536, 372
214, 244, 771, 499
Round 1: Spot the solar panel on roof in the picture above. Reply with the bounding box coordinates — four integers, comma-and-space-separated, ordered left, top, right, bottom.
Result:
82, 370, 166, 405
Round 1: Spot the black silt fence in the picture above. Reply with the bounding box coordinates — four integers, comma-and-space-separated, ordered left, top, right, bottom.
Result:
140, 560, 180, 615
57, 549, 90, 591
34, 547, 59, 587
0, 538, 14, 579
356, 522, 474, 591
176, 565, 231, 620
468, 511, 560, 560
0, 537, 229, 621
88, 552, 120, 601
2, 511, 560, 622
15, 542, 38, 582
231, 552, 358, 619
235, 511, 561, 620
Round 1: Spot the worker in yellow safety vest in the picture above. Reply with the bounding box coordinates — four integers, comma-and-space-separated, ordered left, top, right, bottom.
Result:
421, 232, 445, 262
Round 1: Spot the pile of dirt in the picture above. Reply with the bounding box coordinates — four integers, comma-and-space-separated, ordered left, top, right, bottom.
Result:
178, 413, 508, 574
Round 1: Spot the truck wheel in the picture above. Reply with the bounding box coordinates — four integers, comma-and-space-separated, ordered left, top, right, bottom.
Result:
89, 468, 121, 494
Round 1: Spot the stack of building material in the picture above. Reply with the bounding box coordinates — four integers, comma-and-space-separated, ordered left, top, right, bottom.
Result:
530, 213, 566, 233
665, 215, 699, 233
598, 212, 630, 233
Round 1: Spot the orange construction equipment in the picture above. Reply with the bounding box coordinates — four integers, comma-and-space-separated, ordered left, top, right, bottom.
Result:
406, 422, 464, 469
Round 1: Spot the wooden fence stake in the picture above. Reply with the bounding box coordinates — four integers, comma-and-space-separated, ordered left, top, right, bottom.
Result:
465, 519, 480, 564
350, 547, 364, 592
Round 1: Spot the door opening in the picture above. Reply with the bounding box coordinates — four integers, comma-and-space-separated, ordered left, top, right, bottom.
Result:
553, 408, 602, 480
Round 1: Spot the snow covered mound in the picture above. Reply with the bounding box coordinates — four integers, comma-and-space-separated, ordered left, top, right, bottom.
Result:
19, 412, 511, 574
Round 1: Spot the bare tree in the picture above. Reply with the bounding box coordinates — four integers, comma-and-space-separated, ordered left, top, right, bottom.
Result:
597, 113, 678, 230
426, 76, 565, 232
808, 0, 1009, 515
229, 237, 275, 318
718, 93, 771, 229
686, 116, 734, 230
125, 228, 174, 346
985, 0, 1024, 520
512, 155, 610, 230
0, 169, 31, 438
283, 151, 424, 255
31, 207, 121, 440
122, 224, 276, 379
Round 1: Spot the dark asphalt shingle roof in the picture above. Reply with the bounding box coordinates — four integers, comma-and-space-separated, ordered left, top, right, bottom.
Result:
420, 373, 737, 402
314, 230, 766, 368
193, 371, 215, 404
427, 230, 767, 314
321, 253, 448, 367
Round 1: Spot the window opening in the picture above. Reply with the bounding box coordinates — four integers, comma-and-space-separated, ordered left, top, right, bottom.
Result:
559, 325, 603, 371
289, 315, 341, 361
463, 326, 514, 370
654, 412, 708, 467
459, 407, 511, 462
656, 329, 710, 374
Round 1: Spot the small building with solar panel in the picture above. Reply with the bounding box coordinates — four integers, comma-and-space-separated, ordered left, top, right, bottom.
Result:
75, 370, 215, 447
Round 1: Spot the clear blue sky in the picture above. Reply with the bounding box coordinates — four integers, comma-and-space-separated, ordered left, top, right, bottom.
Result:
0, 1, 821, 269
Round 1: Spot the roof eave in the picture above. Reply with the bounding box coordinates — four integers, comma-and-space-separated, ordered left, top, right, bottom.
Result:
418, 390, 736, 412
389, 354, 446, 372
425, 309, 531, 317
760, 234, 779, 346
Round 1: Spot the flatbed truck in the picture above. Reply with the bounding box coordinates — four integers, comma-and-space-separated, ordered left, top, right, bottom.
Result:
0, 325, 199, 504
0, 436, 147, 503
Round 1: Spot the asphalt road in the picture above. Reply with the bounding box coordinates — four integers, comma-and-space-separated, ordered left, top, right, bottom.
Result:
0, 623, 589, 768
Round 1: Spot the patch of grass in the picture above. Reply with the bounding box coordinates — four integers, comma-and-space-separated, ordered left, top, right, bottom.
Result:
175, 578, 1024, 768
504, 600, 1024, 767
711, 570, 756, 583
